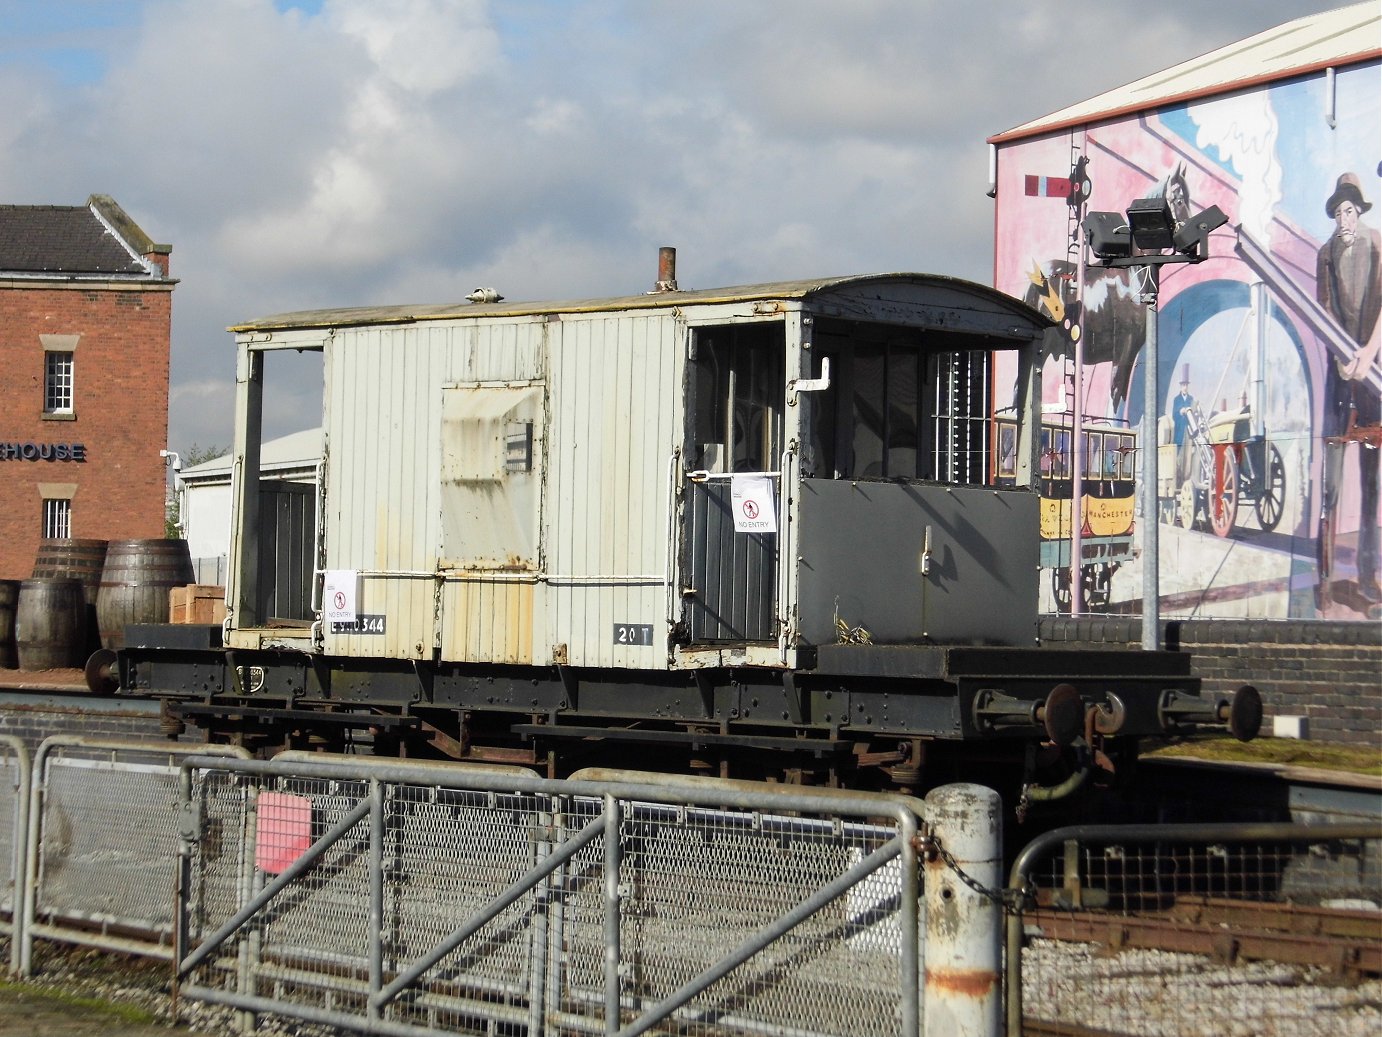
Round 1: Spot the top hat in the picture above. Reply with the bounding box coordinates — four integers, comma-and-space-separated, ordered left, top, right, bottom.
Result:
1326, 172, 1372, 218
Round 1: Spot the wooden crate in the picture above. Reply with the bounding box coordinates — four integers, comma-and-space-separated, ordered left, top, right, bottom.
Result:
169, 584, 227, 625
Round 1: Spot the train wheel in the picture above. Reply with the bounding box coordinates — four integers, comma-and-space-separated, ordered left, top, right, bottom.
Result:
1177, 480, 1197, 528
1083, 563, 1112, 610
1209, 448, 1239, 538
1255, 444, 1286, 531
1051, 567, 1073, 613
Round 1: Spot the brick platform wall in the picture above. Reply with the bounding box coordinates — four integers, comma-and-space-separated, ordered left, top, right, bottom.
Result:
0, 692, 180, 757
1040, 617, 1382, 748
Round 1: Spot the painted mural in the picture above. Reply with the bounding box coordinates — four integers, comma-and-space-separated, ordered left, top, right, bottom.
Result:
994, 61, 1381, 622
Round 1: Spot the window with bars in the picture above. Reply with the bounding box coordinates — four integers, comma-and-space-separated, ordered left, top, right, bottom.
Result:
45, 351, 74, 413
808, 320, 993, 486
925, 348, 992, 485
43, 498, 71, 539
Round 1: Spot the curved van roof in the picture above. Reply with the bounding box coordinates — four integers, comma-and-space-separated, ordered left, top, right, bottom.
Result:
230, 272, 1050, 341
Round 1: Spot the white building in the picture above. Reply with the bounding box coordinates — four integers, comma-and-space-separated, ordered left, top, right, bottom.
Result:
179, 427, 322, 587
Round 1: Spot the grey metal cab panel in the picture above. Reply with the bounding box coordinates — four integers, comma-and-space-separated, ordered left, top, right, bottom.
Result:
794, 479, 1039, 648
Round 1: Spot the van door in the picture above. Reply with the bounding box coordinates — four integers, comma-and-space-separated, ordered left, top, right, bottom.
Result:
681, 323, 784, 642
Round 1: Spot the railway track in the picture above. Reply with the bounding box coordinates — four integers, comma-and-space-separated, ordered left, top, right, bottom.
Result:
1022, 1024, 1146, 1037
1024, 895, 1382, 979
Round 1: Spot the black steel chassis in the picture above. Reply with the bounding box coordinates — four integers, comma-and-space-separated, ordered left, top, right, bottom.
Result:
100, 624, 1248, 786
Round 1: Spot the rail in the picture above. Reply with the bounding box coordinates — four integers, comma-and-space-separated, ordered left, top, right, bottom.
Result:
1005, 820, 1382, 1037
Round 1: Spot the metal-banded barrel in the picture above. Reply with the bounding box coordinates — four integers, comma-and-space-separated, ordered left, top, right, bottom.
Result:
32, 538, 108, 602
33, 538, 108, 656
96, 539, 196, 649
16, 577, 85, 670
0, 579, 19, 669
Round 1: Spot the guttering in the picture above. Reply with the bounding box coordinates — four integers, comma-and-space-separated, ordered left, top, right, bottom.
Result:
988, 50, 1380, 147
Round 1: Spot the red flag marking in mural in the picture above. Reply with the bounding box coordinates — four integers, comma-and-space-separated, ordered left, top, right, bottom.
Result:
1025, 175, 1073, 198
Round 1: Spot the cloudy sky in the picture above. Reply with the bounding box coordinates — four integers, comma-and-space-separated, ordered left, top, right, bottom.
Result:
0, 0, 1348, 452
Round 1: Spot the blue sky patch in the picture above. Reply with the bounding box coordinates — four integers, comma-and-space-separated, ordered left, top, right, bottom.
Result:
275, 0, 325, 15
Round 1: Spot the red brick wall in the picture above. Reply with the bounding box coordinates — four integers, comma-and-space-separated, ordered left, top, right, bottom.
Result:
0, 280, 174, 579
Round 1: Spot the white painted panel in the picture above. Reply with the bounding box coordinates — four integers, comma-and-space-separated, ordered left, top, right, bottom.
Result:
317, 306, 686, 668
542, 311, 682, 668
183, 483, 231, 561
439, 578, 540, 664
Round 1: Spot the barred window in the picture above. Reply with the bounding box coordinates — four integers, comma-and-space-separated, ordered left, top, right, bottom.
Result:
43, 498, 71, 539
45, 351, 74, 413
807, 321, 994, 486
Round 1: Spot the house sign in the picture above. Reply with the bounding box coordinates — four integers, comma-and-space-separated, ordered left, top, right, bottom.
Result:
0, 442, 88, 462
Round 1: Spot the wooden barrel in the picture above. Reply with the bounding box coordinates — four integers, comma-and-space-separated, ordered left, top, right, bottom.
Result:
96, 539, 196, 649
33, 538, 108, 657
16, 578, 85, 670
0, 579, 19, 669
33, 538, 109, 604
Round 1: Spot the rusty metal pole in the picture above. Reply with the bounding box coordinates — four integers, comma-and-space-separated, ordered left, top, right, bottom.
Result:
923, 784, 1002, 1037
654, 246, 678, 292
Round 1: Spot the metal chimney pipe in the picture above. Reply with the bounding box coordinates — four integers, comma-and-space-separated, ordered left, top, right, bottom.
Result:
654, 247, 678, 292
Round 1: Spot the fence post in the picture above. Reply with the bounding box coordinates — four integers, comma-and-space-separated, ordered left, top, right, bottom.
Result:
1, 736, 29, 977
923, 783, 1002, 1037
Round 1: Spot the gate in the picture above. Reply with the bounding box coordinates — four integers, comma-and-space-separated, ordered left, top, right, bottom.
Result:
174, 756, 953, 1036
20, 736, 249, 974
683, 476, 778, 642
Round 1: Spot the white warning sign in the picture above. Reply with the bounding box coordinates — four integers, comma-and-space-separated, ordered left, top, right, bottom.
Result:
323, 570, 359, 624
731, 475, 777, 534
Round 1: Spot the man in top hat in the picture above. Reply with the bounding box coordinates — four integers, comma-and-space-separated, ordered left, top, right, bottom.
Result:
1315, 171, 1381, 608
1171, 364, 1196, 484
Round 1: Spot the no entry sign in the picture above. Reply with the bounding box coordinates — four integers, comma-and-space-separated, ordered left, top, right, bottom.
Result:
731, 475, 777, 534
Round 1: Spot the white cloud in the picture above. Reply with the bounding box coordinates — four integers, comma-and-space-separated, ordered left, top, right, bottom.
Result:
330, 0, 500, 95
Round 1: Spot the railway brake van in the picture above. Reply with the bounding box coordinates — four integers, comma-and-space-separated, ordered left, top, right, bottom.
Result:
100, 265, 1258, 795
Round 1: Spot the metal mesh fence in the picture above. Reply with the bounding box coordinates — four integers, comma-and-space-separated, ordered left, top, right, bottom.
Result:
385, 783, 544, 1031
1012, 825, 1382, 1037
558, 801, 907, 1036
37, 755, 185, 934
178, 759, 923, 1037
22, 737, 250, 971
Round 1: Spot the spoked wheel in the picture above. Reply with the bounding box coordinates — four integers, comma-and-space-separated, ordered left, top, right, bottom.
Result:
1209, 446, 1239, 538
1177, 480, 1198, 529
1051, 567, 1072, 614
1255, 443, 1286, 531
1083, 563, 1112, 610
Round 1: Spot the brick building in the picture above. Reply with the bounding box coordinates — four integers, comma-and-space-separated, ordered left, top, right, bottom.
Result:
0, 194, 175, 579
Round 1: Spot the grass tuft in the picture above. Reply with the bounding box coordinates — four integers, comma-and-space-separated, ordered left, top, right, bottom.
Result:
1144, 735, 1382, 777
0, 977, 159, 1024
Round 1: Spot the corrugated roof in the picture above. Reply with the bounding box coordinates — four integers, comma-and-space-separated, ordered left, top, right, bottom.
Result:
181, 427, 323, 480
0, 197, 162, 277
230, 272, 1031, 332
990, 2, 1381, 144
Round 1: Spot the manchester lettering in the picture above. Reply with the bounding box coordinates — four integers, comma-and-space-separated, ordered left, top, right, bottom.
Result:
0, 441, 87, 461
